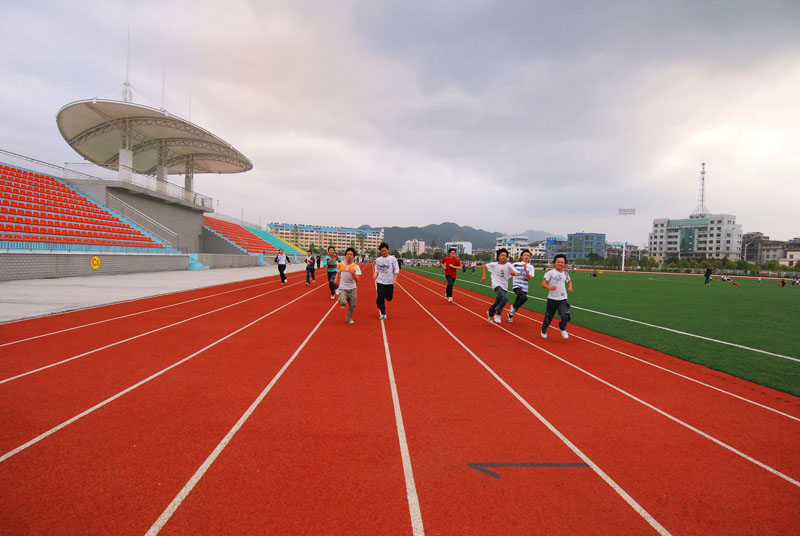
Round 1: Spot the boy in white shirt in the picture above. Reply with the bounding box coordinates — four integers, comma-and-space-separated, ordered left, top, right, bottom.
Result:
481, 248, 520, 324
540, 254, 573, 339
508, 249, 535, 323
334, 247, 362, 323
373, 242, 400, 320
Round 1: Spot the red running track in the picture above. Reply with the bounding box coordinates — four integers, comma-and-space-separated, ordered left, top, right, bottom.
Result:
0, 267, 798, 535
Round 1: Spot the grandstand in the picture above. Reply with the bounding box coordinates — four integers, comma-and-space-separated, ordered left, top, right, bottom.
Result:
1, 93, 322, 281
0, 164, 169, 252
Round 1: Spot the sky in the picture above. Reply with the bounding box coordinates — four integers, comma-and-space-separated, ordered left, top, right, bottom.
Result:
1, 0, 798, 246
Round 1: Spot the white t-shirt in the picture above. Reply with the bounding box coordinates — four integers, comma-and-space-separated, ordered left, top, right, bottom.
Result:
511, 261, 535, 291
337, 261, 362, 290
275, 253, 287, 265
543, 269, 571, 300
485, 262, 518, 290
374, 255, 400, 285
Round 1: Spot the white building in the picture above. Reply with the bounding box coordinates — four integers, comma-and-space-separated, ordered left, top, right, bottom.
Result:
529, 240, 547, 258
495, 235, 529, 259
648, 214, 742, 262
400, 239, 426, 255
444, 241, 473, 255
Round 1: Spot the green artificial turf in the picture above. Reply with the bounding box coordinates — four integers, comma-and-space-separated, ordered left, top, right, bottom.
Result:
405, 266, 800, 396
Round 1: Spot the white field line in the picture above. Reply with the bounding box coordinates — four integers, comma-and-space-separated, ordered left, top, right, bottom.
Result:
0, 285, 322, 465
403, 272, 800, 423
0, 279, 275, 348
380, 319, 425, 536
145, 302, 337, 535
408, 268, 799, 363
397, 281, 671, 536
403, 275, 800, 489
0, 281, 305, 385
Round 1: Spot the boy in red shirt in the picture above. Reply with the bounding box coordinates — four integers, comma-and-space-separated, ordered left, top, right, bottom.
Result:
439, 248, 462, 302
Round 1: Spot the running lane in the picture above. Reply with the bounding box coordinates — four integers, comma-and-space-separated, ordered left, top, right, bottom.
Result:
0, 278, 284, 379
401, 271, 800, 534
154, 266, 418, 535
382, 274, 661, 534
406, 270, 800, 479
0, 281, 314, 453
0, 281, 328, 535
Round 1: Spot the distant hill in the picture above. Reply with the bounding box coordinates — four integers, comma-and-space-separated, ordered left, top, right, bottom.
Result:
358, 222, 562, 250
517, 229, 565, 242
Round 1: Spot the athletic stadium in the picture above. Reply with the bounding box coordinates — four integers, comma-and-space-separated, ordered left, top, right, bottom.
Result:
1, 95, 799, 534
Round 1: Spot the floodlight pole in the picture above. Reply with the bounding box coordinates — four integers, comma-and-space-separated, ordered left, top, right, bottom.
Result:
618, 208, 636, 272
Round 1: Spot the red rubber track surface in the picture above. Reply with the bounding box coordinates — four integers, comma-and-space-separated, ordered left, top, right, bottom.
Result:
0, 267, 798, 535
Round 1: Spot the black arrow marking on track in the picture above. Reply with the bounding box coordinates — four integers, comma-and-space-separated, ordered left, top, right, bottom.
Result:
469, 462, 590, 478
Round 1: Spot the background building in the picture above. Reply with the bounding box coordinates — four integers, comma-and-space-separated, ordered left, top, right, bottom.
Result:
649, 215, 742, 262
495, 235, 528, 259
567, 232, 606, 261
444, 241, 473, 255
545, 237, 568, 260
400, 239, 426, 255
648, 164, 743, 262
267, 223, 384, 253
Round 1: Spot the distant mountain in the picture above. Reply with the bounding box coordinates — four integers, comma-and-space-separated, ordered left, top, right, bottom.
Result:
358, 222, 561, 250
516, 229, 565, 242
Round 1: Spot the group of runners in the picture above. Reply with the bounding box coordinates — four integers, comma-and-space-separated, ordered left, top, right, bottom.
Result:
297, 244, 573, 338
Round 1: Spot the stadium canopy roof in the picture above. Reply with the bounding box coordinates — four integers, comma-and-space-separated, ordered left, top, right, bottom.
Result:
56, 99, 252, 176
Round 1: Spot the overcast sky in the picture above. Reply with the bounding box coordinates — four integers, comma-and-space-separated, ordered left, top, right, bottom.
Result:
1, 0, 798, 245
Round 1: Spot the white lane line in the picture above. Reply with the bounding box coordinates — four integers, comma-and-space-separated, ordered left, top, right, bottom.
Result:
380, 319, 425, 536
408, 268, 799, 363
397, 281, 671, 536
0, 286, 322, 465
404, 271, 800, 423
404, 276, 800, 489
0, 279, 276, 348
0, 281, 305, 385
145, 302, 337, 535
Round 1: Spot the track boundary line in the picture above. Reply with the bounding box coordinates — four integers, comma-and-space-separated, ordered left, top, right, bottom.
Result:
407, 268, 799, 362
0, 285, 323, 464
0, 279, 276, 348
397, 281, 672, 536
380, 319, 425, 536
403, 275, 800, 489
0, 281, 305, 385
403, 271, 800, 422
145, 302, 338, 535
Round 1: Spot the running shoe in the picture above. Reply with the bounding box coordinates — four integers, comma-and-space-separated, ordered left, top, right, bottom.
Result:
560, 330, 569, 339
494, 315, 501, 324
347, 319, 355, 324
487, 314, 493, 323
540, 331, 548, 339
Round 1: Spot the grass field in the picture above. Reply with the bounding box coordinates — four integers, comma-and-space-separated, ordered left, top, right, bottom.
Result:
406, 266, 800, 396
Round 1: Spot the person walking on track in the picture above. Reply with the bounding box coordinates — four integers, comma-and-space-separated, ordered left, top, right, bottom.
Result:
275, 249, 289, 284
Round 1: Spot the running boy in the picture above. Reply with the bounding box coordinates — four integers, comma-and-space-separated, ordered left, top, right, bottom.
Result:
304, 249, 316, 286
440, 248, 462, 302
540, 253, 573, 339
322, 246, 339, 299
508, 249, 535, 323
373, 242, 400, 320
334, 247, 361, 323
481, 248, 520, 323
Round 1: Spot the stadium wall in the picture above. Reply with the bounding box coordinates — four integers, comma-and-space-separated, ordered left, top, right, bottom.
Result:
196, 253, 262, 269
0, 252, 188, 281
62, 179, 206, 253
201, 227, 247, 255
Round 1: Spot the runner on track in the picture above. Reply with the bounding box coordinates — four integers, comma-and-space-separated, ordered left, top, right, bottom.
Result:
540, 253, 574, 339
334, 247, 361, 323
440, 248, 462, 302
373, 242, 400, 320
